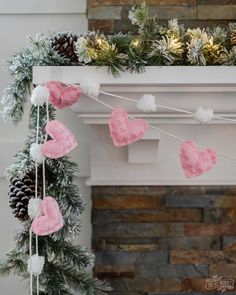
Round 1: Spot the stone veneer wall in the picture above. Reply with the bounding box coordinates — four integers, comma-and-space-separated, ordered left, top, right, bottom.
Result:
92, 186, 236, 294
88, 0, 236, 34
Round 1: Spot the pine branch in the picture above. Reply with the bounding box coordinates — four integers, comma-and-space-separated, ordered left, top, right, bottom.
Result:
49, 263, 111, 295
0, 250, 27, 277
46, 238, 95, 272
149, 36, 184, 65
125, 40, 148, 73
1, 34, 68, 125
95, 42, 125, 77
108, 33, 132, 53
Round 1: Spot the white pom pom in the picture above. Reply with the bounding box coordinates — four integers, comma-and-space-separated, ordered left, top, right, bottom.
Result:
28, 198, 42, 220
31, 85, 50, 106
28, 254, 45, 275
30, 143, 44, 164
194, 107, 214, 123
137, 94, 157, 113
80, 80, 100, 98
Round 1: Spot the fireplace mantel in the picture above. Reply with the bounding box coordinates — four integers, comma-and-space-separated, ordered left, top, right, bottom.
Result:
33, 66, 236, 185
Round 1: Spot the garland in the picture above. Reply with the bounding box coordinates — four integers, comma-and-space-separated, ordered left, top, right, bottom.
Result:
1, 2, 236, 293
2, 2, 236, 125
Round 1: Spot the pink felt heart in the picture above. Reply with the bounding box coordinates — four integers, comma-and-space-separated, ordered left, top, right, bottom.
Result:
180, 141, 217, 179
32, 196, 64, 236
109, 108, 148, 147
45, 80, 80, 109
42, 120, 78, 159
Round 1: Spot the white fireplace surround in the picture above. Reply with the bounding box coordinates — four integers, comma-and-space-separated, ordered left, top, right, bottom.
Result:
33, 66, 236, 185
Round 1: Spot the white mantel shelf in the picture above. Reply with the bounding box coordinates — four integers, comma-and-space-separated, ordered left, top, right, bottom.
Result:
33, 65, 236, 86
33, 66, 236, 186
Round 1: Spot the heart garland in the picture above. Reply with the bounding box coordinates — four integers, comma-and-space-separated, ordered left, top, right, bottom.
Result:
28, 80, 234, 180
180, 141, 217, 178
31, 81, 220, 191
42, 120, 78, 159
28, 92, 71, 295
109, 108, 148, 147
32, 196, 64, 236
45, 80, 80, 109
26, 80, 222, 295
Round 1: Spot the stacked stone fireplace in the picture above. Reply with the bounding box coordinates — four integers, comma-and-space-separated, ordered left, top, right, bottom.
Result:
92, 185, 236, 294
33, 66, 236, 294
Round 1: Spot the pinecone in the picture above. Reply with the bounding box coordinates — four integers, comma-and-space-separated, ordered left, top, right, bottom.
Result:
9, 172, 40, 221
231, 31, 236, 46
51, 32, 78, 63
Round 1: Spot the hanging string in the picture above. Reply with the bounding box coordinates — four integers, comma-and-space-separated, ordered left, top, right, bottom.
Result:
42, 157, 46, 199
99, 90, 236, 122
36, 106, 40, 295
29, 99, 50, 295
213, 115, 236, 123
46, 100, 50, 124
29, 226, 33, 295
103, 99, 236, 160
63, 81, 236, 161
29, 105, 40, 295
64, 81, 236, 122
42, 101, 49, 200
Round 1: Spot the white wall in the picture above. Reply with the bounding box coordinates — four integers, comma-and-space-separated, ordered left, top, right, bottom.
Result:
0, 1, 91, 294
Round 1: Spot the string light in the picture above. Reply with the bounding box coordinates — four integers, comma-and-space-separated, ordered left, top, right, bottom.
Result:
96, 38, 102, 46
132, 39, 140, 47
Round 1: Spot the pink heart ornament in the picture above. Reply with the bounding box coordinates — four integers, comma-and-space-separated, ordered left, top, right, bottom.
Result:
180, 140, 217, 179
32, 196, 64, 236
45, 80, 80, 109
109, 108, 148, 147
42, 120, 78, 159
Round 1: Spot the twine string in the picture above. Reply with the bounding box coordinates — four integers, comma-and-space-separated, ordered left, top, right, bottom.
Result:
65, 81, 236, 161
100, 90, 236, 121
29, 99, 50, 295
42, 100, 49, 200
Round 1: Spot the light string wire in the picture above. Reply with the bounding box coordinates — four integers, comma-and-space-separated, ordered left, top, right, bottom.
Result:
29, 101, 50, 295
64, 81, 236, 161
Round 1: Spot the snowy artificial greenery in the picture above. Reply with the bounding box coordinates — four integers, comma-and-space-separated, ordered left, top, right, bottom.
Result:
0, 103, 110, 294
128, 1, 149, 28
1, 4, 236, 291
73, 2, 236, 75
0, 36, 110, 295
1, 34, 68, 125
75, 36, 92, 64
149, 35, 184, 65
1, 3, 236, 123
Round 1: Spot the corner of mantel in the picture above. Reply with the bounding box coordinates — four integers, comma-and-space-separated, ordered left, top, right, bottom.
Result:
33, 66, 236, 186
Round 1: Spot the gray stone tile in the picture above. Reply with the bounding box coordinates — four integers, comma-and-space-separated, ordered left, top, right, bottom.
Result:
93, 223, 184, 239
159, 237, 221, 250
198, 5, 236, 20
95, 250, 169, 265
166, 194, 218, 208
137, 264, 208, 278
88, 6, 122, 20
223, 235, 236, 248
